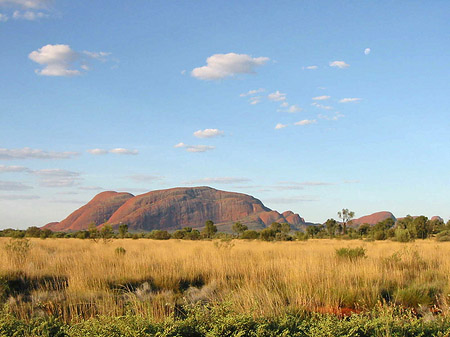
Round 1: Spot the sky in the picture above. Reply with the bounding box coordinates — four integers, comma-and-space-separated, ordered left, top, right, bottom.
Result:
0, 0, 449, 229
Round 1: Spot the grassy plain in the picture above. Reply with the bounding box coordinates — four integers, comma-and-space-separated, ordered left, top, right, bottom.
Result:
1, 238, 449, 325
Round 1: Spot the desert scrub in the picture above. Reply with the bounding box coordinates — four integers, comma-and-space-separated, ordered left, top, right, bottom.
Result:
335, 246, 366, 261
1, 305, 450, 336
115, 247, 126, 256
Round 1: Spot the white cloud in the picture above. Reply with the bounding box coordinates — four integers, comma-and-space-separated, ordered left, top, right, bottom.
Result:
109, 148, 138, 155
288, 105, 302, 113
240, 88, 265, 97
13, 9, 47, 20
0, 13, 8, 21
0, 180, 33, 191
191, 53, 269, 80
312, 95, 330, 101
87, 148, 108, 155
193, 128, 224, 138
311, 102, 332, 110
0, 165, 30, 173
0, 147, 78, 160
318, 112, 344, 121
295, 119, 317, 126
174, 143, 215, 153
187, 177, 250, 184
29, 44, 80, 76
87, 148, 138, 155
275, 123, 287, 130
304, 65, 318, 70
29, 44, 112, 76
82, 51, 111, 62
0, 0, 49, 9
364, 48, 371, 55
268, 90, 286, 101
32, 169, 81, 188
249, 96, 261, 105
339, 98, 362, 103
329, 60, 350, 68
280, 102, 289, 108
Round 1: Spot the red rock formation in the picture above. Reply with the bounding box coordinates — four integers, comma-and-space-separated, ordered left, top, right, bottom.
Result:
350, 211, 396, 227
43, 187, 304, 232
43, 191, 134, 231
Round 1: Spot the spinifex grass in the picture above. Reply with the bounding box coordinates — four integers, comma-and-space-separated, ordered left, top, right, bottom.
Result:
0, 238, 449, 322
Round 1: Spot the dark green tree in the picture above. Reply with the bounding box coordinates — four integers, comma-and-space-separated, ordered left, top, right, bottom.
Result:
118, 223, 128, 239
232, 222, 248, 237
88, 223, 100, 242
325, 219, 338, 236
201, 220, 217, 238
100, 224, 114, 243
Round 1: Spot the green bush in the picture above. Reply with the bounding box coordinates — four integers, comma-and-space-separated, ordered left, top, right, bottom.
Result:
335, 247, 366, 261
395, 228, 414, 242
241, 230, 259, 239
1, 305, 450, 337
436, 230, 450, 242
114, 247, 126, 256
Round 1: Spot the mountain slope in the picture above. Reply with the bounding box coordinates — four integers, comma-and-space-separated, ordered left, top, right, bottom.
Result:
43, 186, 305, 232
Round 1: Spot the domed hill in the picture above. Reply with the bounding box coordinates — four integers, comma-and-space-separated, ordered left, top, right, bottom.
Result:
349, 211, 396, 227
43, 187, 305, 232
43, 191, 134, 231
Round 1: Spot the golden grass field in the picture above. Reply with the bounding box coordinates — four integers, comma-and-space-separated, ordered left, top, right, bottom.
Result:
1, 238, 449, 322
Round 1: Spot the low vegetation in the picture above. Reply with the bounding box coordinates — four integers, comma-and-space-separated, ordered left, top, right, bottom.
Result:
0, 238, 449, 325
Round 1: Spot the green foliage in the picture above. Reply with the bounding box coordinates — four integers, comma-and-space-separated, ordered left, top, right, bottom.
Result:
100, 224, 114, 243
295, 231, 308, 241
88, 223, 100, 242
173, 227, 201, 240
395, 228, 414, 242
231, 221, 248, 236
436, 230, 450, 242
201, 220, 217, 239
118, 223, 128, 239
0, 305, 450, 337
337, 208, 355, 234
25, 226, 42, 238
259, 227, 276, 241
115, 247, 126, 256
335, 247, 366, 261
358, 223, 370, 236
148, 230, 171, 240
325, 218, 338, 236
306, 225, 321, 238
241, 230, 259, 240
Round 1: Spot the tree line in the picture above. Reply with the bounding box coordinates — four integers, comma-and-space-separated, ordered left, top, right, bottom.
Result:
1, 209, 449, 243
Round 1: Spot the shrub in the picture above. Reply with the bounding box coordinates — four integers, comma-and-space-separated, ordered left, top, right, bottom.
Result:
115, 247, 126, 256
335, 247, 366, 261
436, 230, 450, 242
395, 228, 414, 242
148, 230, 171, 240
241, 230, 259, 240
373, 231, 386, 240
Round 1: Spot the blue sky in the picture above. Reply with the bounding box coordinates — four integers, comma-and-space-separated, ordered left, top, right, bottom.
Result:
1, 0, 449, 228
